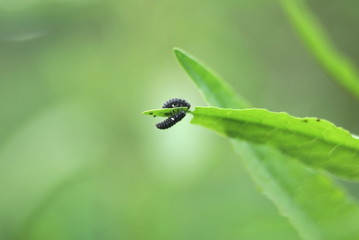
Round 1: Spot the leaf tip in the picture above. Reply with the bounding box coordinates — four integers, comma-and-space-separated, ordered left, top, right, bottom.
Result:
173, 47, 185, 59
142, 110, 154, 116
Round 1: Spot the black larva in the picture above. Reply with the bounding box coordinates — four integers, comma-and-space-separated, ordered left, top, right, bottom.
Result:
155, 98, 190, 130
162, 98, 191, 110
156, 111, 186, 129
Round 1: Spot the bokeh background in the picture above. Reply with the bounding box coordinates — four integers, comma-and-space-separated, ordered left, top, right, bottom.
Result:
1, 0, 358, 239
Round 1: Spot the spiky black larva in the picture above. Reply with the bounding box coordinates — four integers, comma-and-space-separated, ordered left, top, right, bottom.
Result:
154, 98, 190, 130
162, 98, 191, 110
156, 111, 186, 129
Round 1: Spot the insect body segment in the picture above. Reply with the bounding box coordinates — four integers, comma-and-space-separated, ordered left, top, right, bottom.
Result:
162, 98, 191, 110
156, 111, 186, 129
156, 98, 190, 130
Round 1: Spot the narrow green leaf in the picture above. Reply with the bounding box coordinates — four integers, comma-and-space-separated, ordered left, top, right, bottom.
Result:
280, 0, 359, 100
191, 107, 359, 180
174, 48, 251, 109
175, 48, 359, 240
142, 107, 189, 117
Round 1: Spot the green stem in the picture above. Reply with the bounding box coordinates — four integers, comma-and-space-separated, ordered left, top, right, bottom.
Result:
280, 0, 359, 100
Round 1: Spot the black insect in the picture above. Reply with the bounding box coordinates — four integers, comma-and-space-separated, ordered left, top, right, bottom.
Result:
156, 98, 190, 130
156, 111, 186, 129
162, 98, 191, 109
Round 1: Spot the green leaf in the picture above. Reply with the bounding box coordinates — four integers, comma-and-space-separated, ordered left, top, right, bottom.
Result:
142, 107, 189, 117
174, 48, 251, 109
280, 0, 359, 100
191, 107, 359, 180
174, 48, 359, 240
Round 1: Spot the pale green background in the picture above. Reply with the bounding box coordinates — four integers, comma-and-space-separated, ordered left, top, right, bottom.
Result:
0, 0, 358, 239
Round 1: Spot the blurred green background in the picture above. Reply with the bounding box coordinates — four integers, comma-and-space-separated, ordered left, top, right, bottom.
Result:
1, 0, 358, 239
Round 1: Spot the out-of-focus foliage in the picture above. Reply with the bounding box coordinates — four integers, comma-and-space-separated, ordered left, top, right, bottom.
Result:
281, 0, 359, 100
0, 0, 358, 239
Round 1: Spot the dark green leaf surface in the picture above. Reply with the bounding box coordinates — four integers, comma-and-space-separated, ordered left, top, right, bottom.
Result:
174, 48, 359, 240
191, 107, 359, 180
